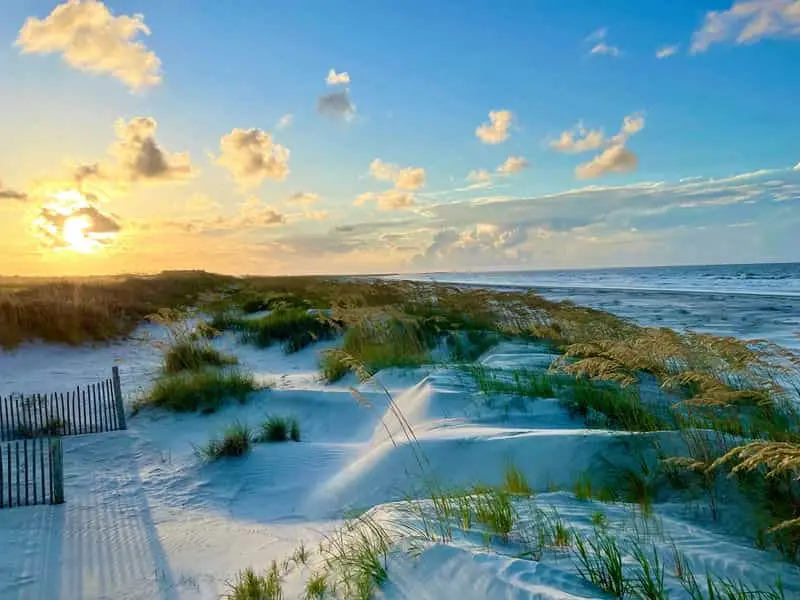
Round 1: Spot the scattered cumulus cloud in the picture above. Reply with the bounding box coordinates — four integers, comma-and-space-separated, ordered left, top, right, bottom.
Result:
111, 117, 194, 182
326, 69, 350, 85
466, 169, 492, 183
590, 42, 621, 57
16, 0, 161, 91
575, 145, 639, 179
355, 190, 415, 211
317, 90, 356, 121
656, 44, 680, 58
497, 156, 530, 175
275, 114, 293, 130
551, 113, 646, 180
0, 179, 27, 201
585, 28, 608, 42
368, 159, 426, 190
216, 128, 290, 188
475, 110, 513, 144
32, 189, 120, 251
286, 192, 320, 205
550, 125, 606, 154
691, 0, 800, 53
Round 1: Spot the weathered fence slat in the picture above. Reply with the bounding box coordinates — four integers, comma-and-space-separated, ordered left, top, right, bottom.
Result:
0, 369, 127, 442
0, 438, 65, 509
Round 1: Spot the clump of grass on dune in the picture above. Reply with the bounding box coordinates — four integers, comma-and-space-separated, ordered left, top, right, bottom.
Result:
319, 349, 352, 383
255, 415, 300, 443
239, 308, 338, 353
469, 365, 558, 400
226, 562, 283, 600
163, 339, 237, 373
337, 314, 432, 373
314, 514, 392, 600
134, 368, 260, 414
195, 421, 253, 461
561, 378, 668, 432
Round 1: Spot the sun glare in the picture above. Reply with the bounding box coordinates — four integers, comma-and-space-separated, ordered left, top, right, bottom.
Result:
62, 214, 96, 253
33, 189, 118, 254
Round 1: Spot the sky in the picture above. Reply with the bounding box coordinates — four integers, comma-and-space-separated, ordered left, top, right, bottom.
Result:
0, 0, 799, 277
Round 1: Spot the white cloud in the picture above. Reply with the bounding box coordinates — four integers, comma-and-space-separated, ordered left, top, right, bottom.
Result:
317, 89, 356, 120
585, 28, 608, 42
275, 113, 293, 130
475, 110, 513, 144
413, 223, 529, 268
793, 162, 800, 171
355, 189, 416, 211
286, 192, 320, 205
466, 169, 492, 183
590, 42, 621, 57
326, 69, 350, 85
216, 128, 290, 188
368, 159, 426, 190
110, 117, 194, 182
551, 113, 645, 180
575, 145, 639, 179
16, 0, 161, 91
550, 125, 606, 153
656, 44, 680, 58
691, 0, 800, 53
497, 156, 530, 175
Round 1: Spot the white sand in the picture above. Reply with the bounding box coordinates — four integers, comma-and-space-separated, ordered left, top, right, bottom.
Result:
1, 328, 799, 599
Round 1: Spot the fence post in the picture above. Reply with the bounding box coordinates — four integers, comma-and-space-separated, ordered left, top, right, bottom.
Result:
49, 438, 64, 505
112, 366, 127, 430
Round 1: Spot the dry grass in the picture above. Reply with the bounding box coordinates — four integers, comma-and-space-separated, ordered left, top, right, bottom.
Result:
0, 270, 233, 349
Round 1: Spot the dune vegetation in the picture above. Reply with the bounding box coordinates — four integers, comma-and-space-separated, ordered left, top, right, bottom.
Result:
4, 271, 800, 598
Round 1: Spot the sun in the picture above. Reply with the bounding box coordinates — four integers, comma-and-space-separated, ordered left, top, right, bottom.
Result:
62, 214, 97, 254
32, 189, 118, 253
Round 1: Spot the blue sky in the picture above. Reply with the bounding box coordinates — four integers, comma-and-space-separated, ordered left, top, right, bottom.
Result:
0, 0, 798, 276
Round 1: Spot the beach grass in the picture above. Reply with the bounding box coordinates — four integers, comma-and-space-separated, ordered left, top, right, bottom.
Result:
134, 368, 260, 413
195, 421, 253, 461
226, 562, 283, 600
255, 415, 300, 443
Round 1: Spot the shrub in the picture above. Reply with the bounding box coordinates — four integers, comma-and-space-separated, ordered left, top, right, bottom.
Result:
135, 368, 259, 413
196, 421, 253, 461
255, 416, 300, 443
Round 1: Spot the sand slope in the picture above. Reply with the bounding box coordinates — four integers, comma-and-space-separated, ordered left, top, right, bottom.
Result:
1, 332, 799, 599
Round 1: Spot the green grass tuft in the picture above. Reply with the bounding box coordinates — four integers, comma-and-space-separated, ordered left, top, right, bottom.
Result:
163, 339, 237, 373
241, 308, 337, 352
196, 421, 253, 461
303, 571, 328, 600
563, 378, 667, 432
135, 368, 259, 413
226, 562, 283, 599
319, 349, 351, 383
574, 531, 627, 598
503, 463, 533, 496
255, 415, 300, 443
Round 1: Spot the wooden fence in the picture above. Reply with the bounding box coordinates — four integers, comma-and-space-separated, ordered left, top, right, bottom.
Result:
0, 366, 126, 442
0, 437, 64, 509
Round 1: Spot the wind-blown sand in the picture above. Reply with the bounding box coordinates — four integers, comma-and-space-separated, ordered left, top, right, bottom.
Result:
1, 325, 799, 598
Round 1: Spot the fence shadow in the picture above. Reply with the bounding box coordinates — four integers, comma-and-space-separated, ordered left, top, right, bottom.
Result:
0, 432, 179, 600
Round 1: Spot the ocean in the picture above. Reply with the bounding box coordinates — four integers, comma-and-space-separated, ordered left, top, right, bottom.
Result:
390, 262, 800, 353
